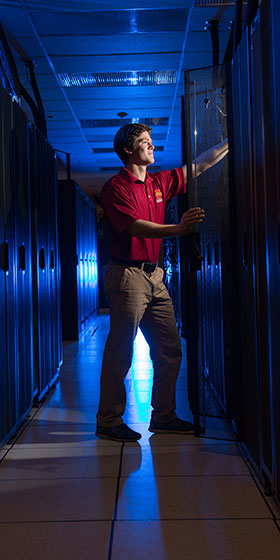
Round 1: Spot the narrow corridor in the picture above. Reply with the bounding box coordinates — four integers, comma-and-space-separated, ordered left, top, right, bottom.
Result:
0, 315, 280, 559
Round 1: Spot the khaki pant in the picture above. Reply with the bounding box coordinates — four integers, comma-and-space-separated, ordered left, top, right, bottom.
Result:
96, 262, 182, 427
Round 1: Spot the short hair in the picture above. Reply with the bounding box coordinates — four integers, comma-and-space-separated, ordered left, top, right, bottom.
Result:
114, 123, 152, 164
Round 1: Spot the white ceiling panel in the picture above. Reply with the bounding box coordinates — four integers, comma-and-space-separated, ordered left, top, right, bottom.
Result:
42, 33, 184, 56
67, 98, 178, 111
64, 84, 178, 100
51, 53, 182, 73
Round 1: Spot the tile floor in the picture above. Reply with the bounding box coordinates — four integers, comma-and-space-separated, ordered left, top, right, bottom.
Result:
0, 314, 280, 559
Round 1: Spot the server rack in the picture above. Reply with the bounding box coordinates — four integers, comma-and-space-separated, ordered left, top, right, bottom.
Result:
58, 180, 98, 341
0, 87, 11, 442
0, 84, 62, 444
30, 128, 62, 401
231, 29, 261, 465
230, 0, 280, 505
12, 100, 33, 420
0, 87, 33, 443
181, 65, 233, 436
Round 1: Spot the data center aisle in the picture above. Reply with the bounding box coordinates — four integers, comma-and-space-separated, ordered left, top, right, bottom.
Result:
0, 314, 280, 560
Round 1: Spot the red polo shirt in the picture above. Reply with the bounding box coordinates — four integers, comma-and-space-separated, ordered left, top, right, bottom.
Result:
101, 166, 186, 262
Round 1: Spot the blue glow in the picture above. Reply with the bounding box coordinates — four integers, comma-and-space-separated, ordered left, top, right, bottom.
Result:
79, 260, 83, 285
125, 329, 153, 419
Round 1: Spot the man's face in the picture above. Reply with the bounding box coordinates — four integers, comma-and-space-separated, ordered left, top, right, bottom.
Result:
127, 131, 155, 166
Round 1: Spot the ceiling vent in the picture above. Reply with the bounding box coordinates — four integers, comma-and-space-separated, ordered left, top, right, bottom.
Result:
81, 117, 169, 128
194, 0, 236, 5
58, 70, 177, 88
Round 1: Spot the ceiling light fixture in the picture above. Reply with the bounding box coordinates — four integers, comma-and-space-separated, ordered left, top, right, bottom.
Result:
58, 70, 177, 88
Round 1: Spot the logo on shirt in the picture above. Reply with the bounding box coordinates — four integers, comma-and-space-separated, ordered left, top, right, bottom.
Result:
154, 187, 163, 203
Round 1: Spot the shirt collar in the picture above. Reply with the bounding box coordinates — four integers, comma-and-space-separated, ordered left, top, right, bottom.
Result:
119, 167, 151, 184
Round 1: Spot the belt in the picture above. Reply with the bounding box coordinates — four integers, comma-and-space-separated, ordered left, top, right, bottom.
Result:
112, 259, 157, 273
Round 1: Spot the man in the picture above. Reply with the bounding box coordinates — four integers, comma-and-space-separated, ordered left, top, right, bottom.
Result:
96, 123, 228, 442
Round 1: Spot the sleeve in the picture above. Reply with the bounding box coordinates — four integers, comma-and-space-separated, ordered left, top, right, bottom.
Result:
101, 183, 139, 235
153, 167, 186, 201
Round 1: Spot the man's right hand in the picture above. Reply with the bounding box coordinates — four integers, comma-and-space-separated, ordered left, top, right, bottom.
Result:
177, 207, 205, 235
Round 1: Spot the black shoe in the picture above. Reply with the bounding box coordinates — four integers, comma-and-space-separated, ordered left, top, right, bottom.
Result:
96, 423, 142, 442
148, 417, 195, 435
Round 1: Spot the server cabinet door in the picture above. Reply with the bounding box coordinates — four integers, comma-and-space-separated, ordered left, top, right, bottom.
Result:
2, 90, 17, 434
270, 0, 280, 507
93, 209, 98, 313
54, 161, 63, 368
232, 31, 261, 466
183, 66, 230, 436
47, 144, 59, 386
250, 11, 273, 488
58, 180, 78, 341
91, 207, 96, 314
261, 0, 280, 504
32, 129, 51, 398
0, 88, 8, 442
12, 101, 33, 418
85, 201, 90, 325
76, 191, 85, 335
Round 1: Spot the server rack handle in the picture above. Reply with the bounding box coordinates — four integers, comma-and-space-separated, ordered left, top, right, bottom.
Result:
18, 244, 26, 271
50, 249, 55, 270
0, 241, 9, 272
39, 247, 46, 270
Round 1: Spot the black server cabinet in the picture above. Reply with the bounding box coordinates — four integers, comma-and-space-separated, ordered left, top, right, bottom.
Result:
0, 88, 9, 442
182, 66, 232, 434
268, 0, 280, 509
253, 0, 280, 504
231, 30, 261, 467
250, 9, 273, 489
1, 89, 18, 437
12, 101, 33, 420
58, 180, 98, 341
31, 128, 51, 399
47, 144, 61, 390
0, 87, 33, 444
30, 128, 61, 401
231, 0, 280, 506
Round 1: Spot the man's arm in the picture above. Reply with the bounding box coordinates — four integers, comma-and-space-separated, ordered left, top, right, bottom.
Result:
127, 207, 205, 239
182, 138, 228, 182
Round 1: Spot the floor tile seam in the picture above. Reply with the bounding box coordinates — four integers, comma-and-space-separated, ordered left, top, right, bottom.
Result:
236, 442, 280, 520
0, 517, 275, 525
0, 474, 251, 482
41, 405, 103, 409
123, 442, 240, 448
0, 475, 121, 482
7, 445, 122, 452
0, 519, 112, 525
11, 445, 122, 449
28, 422, 98, 426
107, 443, 124, 560
114, 516, 274, 521
118, 474, 253, 479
